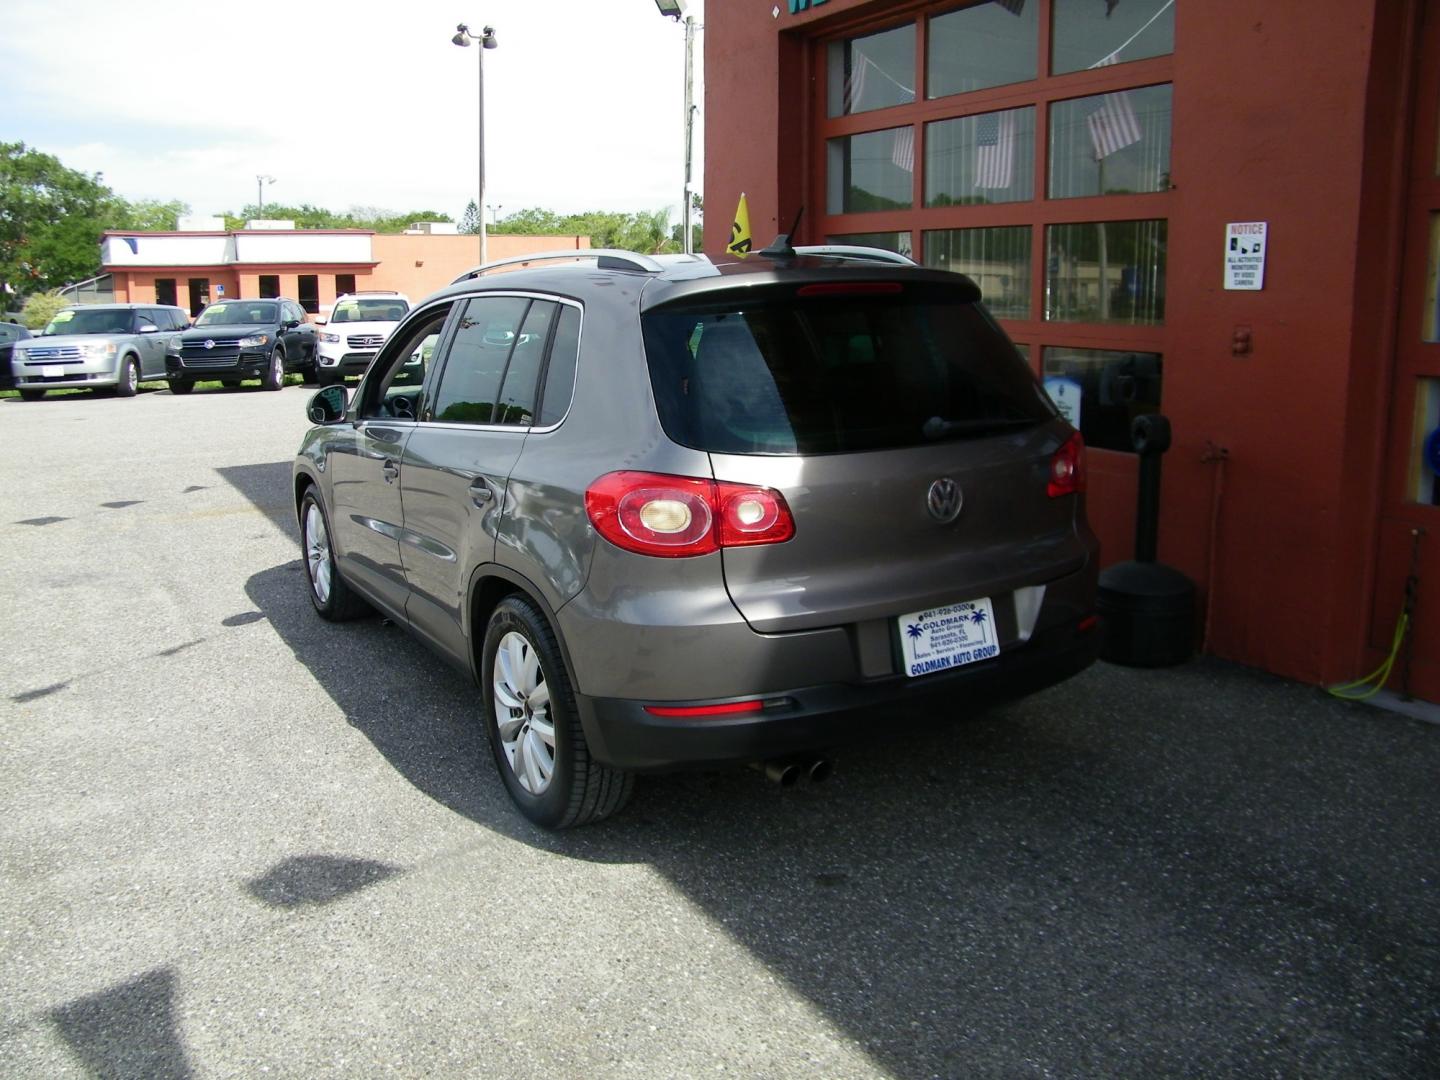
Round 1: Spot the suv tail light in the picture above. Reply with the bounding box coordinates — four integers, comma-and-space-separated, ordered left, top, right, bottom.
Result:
1047, 431, 1087, 498
586, 471, 795, 557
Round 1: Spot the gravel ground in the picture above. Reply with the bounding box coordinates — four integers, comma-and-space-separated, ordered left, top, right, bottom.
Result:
1, 385, 1437, 1079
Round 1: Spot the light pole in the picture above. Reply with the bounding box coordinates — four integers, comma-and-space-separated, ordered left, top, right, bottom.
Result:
486, 203, 503, 228
256, 174, 275, 217
655, 0, 697, 255
452, 22, 498, 266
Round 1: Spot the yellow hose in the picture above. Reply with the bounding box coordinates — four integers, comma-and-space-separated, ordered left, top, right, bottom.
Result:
1327, 613, 1411, 701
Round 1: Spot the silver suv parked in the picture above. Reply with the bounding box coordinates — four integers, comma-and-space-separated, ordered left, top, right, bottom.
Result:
293, 244, 1100, 828
10, 303, 188, 401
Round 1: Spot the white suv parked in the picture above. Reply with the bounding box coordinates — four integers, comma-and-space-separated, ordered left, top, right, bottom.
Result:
315, 292, 410, 386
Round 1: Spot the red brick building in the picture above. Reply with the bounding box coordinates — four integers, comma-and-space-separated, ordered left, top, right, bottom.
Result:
704, 0, 1440, 702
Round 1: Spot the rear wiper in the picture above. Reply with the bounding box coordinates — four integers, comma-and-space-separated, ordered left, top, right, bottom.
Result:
922, 416, 1036, 440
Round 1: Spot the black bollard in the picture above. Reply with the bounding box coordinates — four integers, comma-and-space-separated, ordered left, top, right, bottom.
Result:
1097, 413, 1197, 667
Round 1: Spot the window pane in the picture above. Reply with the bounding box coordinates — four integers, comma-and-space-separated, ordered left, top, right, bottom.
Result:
1045, 219, 1167, 324
539, 306, 580, 426
827, 128, 915, 213
495, 301, 556, 426
432, 296, 530, 424
1042, 346, 1162, 453
928, 0, 1037, 99
826, 231, 914, 259
925, 107, 1035, 207
923, 226, 1031, 320
1049, 84, 1172, 198
827, 24, 916, 118
1052, 0, 1175, 74
1425, 213, 1440, 342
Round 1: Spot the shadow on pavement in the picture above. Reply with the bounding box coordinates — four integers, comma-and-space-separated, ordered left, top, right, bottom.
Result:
50, 968, 193, 1080
233, 459, 1440, 1077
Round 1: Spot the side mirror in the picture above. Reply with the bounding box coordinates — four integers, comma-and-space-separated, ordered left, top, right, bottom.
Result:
307, 385, 348, 425
314, 317, 327, 326
286, 318, 302, 329
139, 324, 158, 334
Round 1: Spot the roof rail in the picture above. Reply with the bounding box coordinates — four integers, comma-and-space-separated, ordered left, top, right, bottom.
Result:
792, 245, 917, 266
451, 248, 665, 284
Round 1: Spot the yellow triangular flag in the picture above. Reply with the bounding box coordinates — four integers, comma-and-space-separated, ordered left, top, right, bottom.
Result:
727, 193, 752, 259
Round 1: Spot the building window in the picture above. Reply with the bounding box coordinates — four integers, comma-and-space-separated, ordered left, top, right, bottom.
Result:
336, 273, 356, 296
827, 24, 916, 118
926, 107, 1036, 206
259, 275, 280, 299
924, 226, 1031, 320
1045, 219, 1166, 324
155, 278, 177, 306
1042, 347, 1162, 453
827, 231, 914, 259
827, 128, 916, 213
1049, 85, 1172, 198
1051, 0, 1175, 75
298, 275, 319, 314
927, 1, 1038, 99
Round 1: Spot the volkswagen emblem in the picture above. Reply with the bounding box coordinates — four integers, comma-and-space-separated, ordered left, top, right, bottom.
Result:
204, 339, 215, 350
927, 478, 963, 523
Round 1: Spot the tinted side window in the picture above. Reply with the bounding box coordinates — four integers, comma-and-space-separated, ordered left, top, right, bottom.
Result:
494, 300, 557, 426
358, 304, 453, 419
538, 306, 580, 426
430, 296, 530, 424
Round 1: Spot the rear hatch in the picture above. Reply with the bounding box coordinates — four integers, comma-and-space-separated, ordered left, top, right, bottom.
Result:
640, 277, 1089, 636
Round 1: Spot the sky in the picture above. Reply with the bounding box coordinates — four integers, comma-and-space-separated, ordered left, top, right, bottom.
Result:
2, 0, 705, 226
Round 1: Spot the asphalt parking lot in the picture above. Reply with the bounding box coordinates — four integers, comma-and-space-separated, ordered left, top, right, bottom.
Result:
1, 384, 1438, 1079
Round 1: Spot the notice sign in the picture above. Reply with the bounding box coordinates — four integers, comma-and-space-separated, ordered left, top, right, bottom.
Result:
1224, 222, 1268, 290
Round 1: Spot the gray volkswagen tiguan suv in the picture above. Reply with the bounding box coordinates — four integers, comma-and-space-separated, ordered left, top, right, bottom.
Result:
293, 243, 1100, 828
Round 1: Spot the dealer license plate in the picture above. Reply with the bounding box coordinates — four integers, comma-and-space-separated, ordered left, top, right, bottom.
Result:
898, 598, 1001, 678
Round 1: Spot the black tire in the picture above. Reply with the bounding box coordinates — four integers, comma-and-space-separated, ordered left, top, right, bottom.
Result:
262, 347, 285, 391
299, 488, 369, 621
18, 388, 45, 402
168, 380, 194, 395
115, 356, 139, 398
481, 596, 634, 829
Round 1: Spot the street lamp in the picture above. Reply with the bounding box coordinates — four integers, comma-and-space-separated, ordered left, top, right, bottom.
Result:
654, 1, 697, 254
486, 203, 503, 227
256, 174, 276, 217
452, 22, 498, 266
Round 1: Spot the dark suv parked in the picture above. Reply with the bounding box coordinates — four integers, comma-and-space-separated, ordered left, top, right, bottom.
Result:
166, 297, 317, 392
293, 244, 1100, 828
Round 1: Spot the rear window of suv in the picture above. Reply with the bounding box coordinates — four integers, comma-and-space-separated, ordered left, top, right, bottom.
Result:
641, 282, 1054, 455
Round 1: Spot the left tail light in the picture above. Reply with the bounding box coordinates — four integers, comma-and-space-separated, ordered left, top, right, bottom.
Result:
585, 471, 795, 557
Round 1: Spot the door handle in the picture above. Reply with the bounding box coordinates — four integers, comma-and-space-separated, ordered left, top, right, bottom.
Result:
382, 460, 399, 483
470, 479, 494, 507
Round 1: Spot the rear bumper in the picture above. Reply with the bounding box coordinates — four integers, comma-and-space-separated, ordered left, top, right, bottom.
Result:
575, 618, 1099, 772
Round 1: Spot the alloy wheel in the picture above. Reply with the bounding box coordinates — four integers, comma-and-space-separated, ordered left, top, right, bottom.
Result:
492, 631, 556, 795
305, 502, 331, 604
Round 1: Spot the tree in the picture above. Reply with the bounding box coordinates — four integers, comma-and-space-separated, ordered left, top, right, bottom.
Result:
222, 203, 456, 233
458, 200, 480, 235
1, 142, 124, 298
113, 198, 189, 232
19, 290, 68, 330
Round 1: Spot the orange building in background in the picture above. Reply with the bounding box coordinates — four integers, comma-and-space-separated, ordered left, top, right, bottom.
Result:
99, 226, 591, 317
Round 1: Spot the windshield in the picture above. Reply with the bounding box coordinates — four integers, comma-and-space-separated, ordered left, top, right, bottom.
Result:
330, 298, 409, 323
642, 282, 1054, 455
195, 301, 278, 327
43, 308, 134, 336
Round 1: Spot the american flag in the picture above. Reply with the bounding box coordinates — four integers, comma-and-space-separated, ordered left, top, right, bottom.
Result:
974, 110, 1016, 189
892, 126, 915, 172
1086, 91, 1141, 160
844, 53, 868, 113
